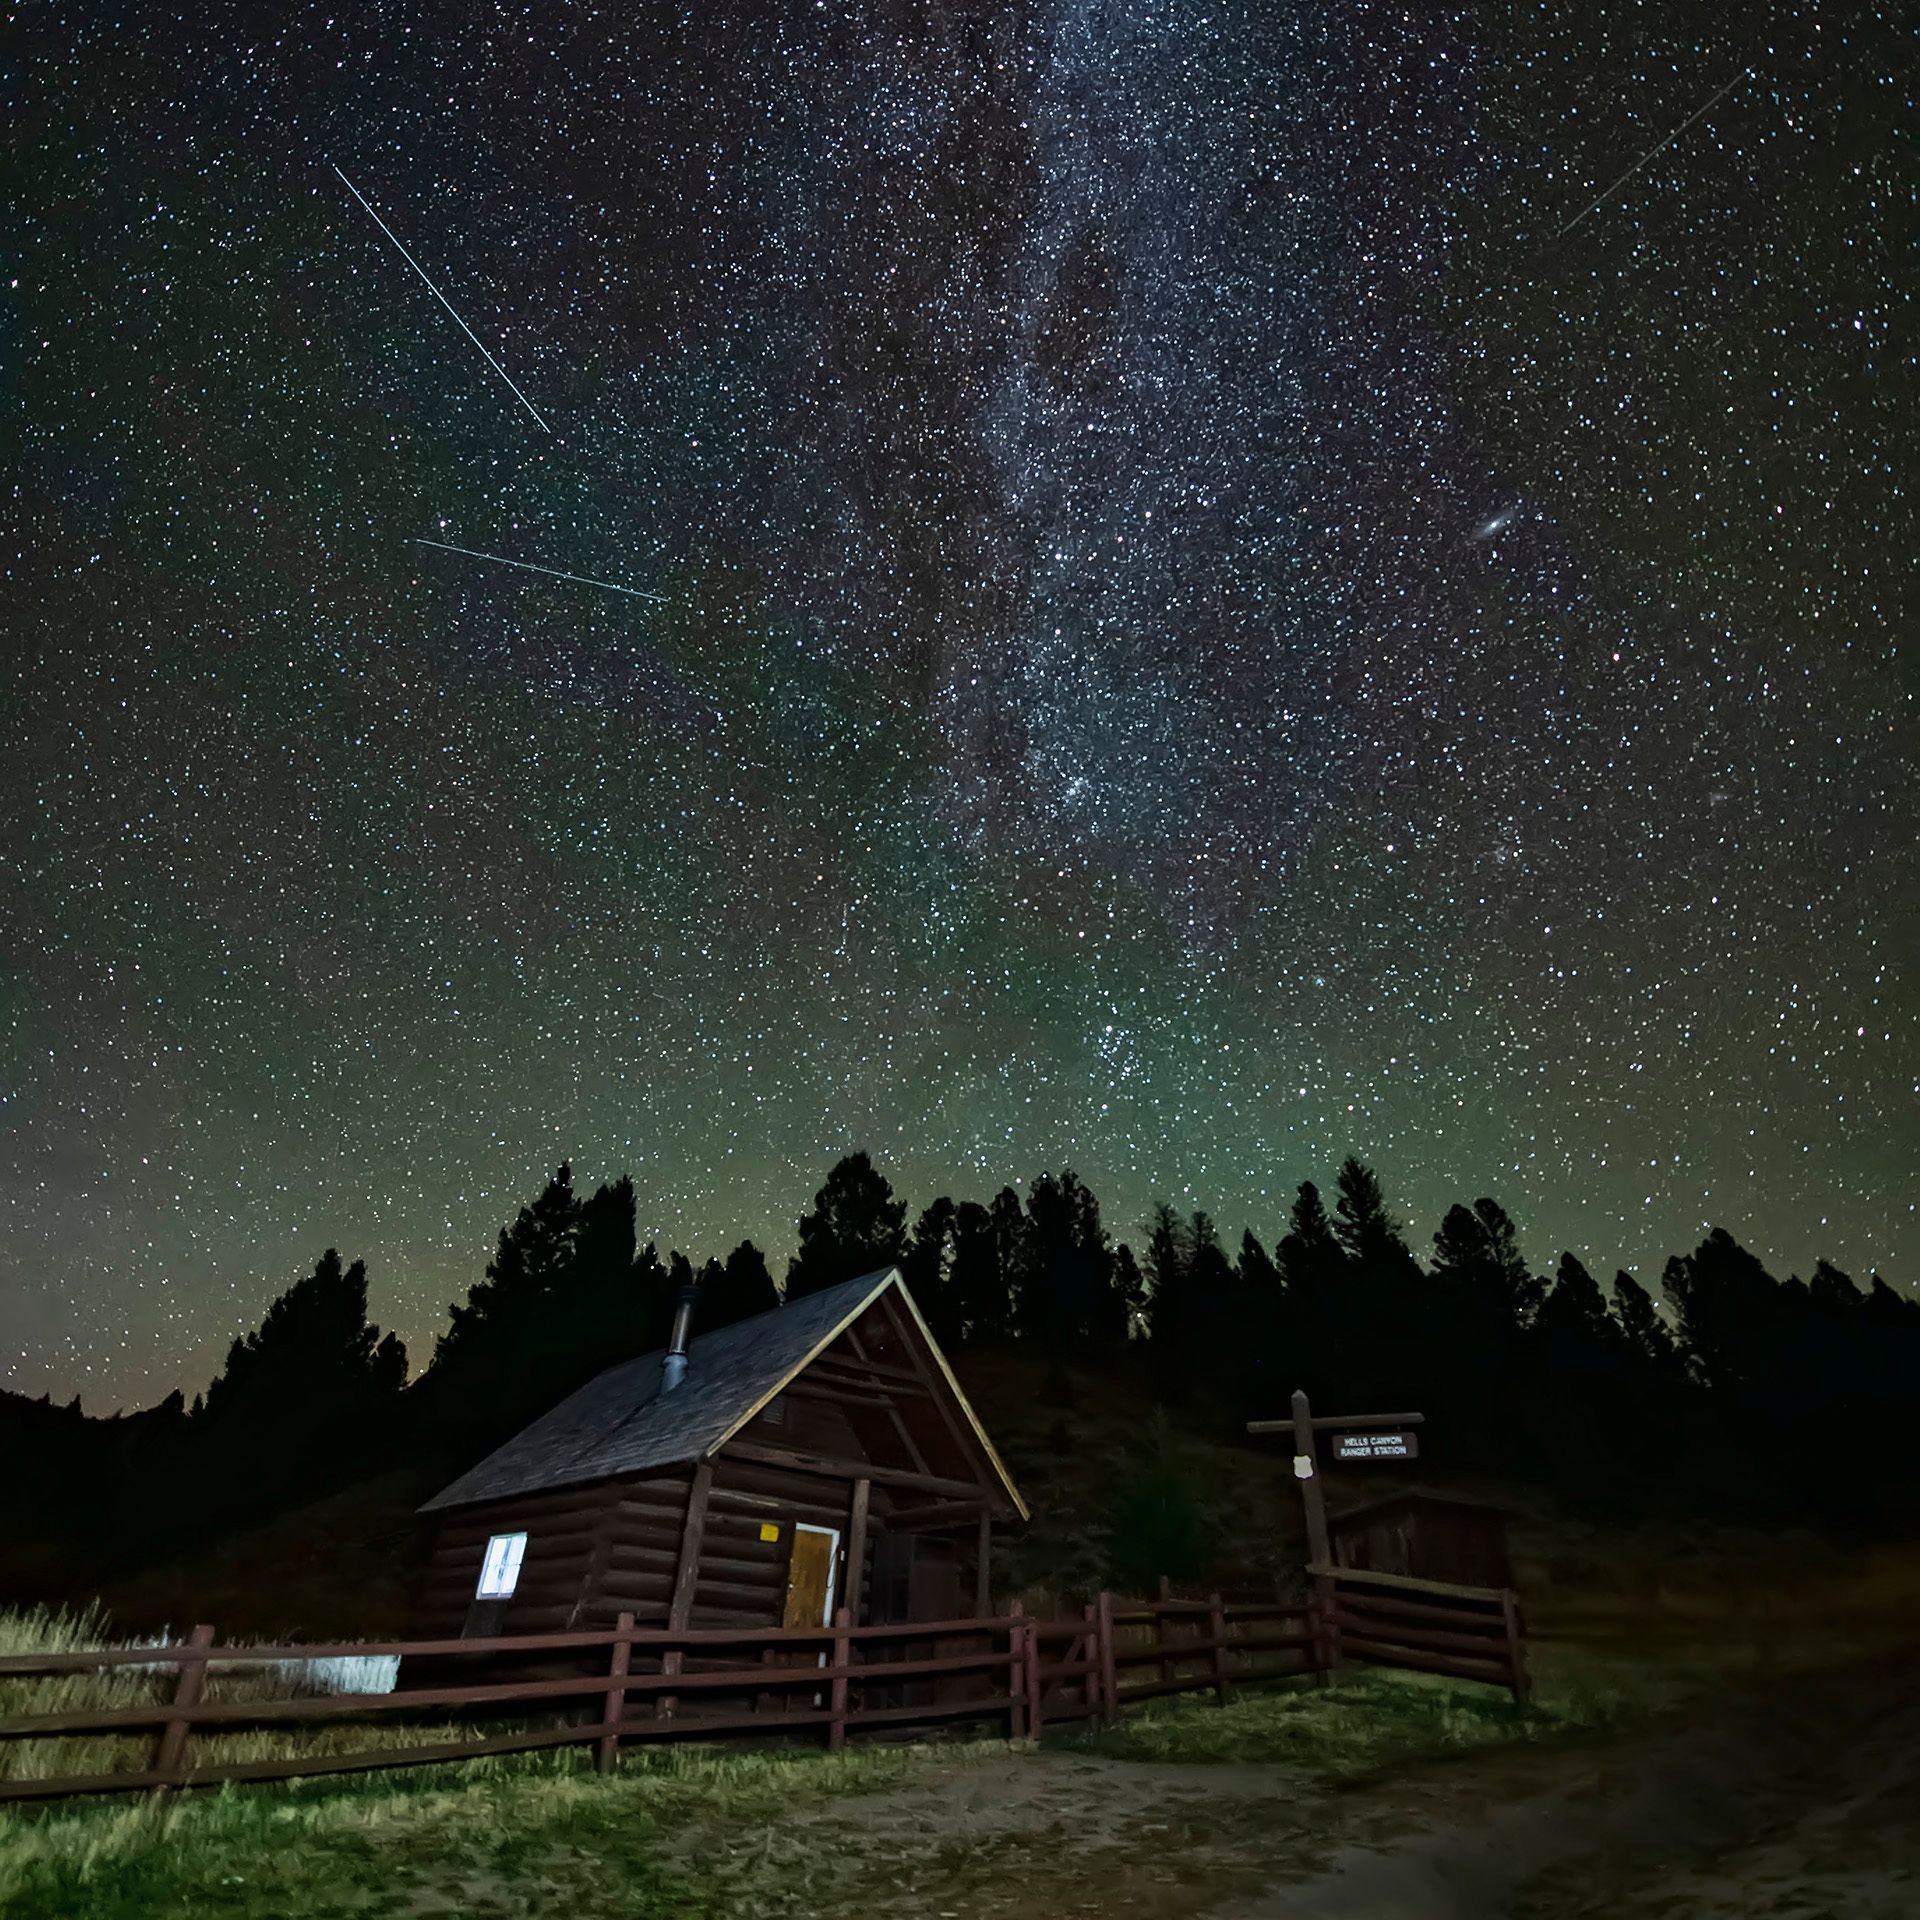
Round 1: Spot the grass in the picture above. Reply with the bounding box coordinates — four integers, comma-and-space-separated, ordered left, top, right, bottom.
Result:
0, 1731, 1012, 1918
0, 1622, 1667, 1919
0, 1606, 446, 1792
1063, 1642, 1677, 1782
10, 1538, 1910, 1919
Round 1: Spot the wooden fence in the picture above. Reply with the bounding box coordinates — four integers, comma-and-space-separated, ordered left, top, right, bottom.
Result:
1310, 1562, 1530, 1704
0, 1570, 1525, 1806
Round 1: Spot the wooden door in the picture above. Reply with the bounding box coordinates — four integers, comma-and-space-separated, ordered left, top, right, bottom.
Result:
782, 1523, 838, 1627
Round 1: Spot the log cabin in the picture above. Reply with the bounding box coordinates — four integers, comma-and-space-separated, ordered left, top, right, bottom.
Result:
412, 1268, 1028, 1650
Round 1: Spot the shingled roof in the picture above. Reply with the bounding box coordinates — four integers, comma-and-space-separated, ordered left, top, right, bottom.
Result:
419, 1268, 1024, 1516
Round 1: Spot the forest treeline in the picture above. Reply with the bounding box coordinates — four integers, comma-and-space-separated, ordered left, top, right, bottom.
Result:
6, 1151, 1919, 1596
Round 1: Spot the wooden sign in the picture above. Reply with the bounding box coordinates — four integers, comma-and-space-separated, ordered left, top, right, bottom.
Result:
1332, 1430, 1419, 1461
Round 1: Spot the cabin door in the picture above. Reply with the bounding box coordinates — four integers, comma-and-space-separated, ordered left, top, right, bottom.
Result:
781, 1523, 839, 1708
783, 1523, 839, 1628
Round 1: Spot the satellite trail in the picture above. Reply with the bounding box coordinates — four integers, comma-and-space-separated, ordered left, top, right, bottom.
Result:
1558, 68, 1749, 237
410, 537, 668, 601
332, 164, 552, 432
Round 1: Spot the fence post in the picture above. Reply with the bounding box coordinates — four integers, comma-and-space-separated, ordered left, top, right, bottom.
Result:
1006, 1601, 1027, 1741
597, 1612, 634, 1774
1028, 1619, 1048, 1737
1095, 1591, 1119, 1726
1156, 1575, 1174, 1693
827, 1606, 851, 1751
1207, 1592, 1231, 1706
1501, 1589, 1530, 1708
149, 1622, 215, 1799
1309, 1576, 1340, 1686
1081, 1602, 1103, 1722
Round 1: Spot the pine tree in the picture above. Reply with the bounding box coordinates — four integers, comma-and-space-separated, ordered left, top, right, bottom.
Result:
949, 1199, 1012, 1342
1430, 1198, 1542, 1330
784, 1152, 908, 1299
1322, 1161, 1424, 1404
631, 1241, 674, 1351
1332, 1159, 1400, 1262
1611, 1269, 1681, 1379
1238, 1229, 1287, 1407
902, 1197, 960, 1345
699, 1240, 780, 1330
1018, 1170, 1112, 1356
1535, 1252, 1616, 1349
434, 1165, 582, 1377
1100, 1242, 1145, 1345
553, 1176, 645, 1378
197, 1248, 407, 1512
989, 1185, 1027, 1323
1663, 1227, 1785, 1398
1142, 1203, 1191, 1352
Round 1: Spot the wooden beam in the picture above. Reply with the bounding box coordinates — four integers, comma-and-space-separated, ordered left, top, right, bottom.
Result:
884, 1500, 987, 1532
807, 1351, 926, 1390
842, 1322, 934, 1473
1247, 1411, 1426, 1433
659, 1462, 713, 1717
845, 1478, 871, 1627
667, 1463, 713, 1630
874, 1287, 982, 1484
721, 1439, 991, 1505
782, 1378, 911, 1411
975, 1510, 992, 1617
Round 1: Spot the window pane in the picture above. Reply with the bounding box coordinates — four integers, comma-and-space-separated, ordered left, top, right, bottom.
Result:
477, 1531, 528, 1598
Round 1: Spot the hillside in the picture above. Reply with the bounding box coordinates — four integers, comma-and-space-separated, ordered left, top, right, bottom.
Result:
67, 1351, 1497, 1639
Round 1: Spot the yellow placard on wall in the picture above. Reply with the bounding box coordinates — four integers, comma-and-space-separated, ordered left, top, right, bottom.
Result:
759, 1522, 781, 1542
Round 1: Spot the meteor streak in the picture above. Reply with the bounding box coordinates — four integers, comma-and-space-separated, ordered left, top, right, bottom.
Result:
409, 536, 668, 601
1557, 68, 1749, 237
332, 164, 552, 432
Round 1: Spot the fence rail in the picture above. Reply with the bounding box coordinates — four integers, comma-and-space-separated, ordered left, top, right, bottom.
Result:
0, 1570, 1527, 1806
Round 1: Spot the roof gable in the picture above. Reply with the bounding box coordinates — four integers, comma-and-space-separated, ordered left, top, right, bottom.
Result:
419, 1269, 1024, 1517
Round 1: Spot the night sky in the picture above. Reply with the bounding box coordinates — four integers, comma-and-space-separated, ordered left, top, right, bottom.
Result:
6, 2, 1914, 1411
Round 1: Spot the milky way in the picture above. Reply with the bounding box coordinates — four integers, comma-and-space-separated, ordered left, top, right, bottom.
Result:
5, 1, 1914, 1406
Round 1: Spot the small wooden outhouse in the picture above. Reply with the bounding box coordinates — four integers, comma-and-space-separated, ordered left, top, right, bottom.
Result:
413, 1269, 1027, 1645
1328, 1489, 1513, 1591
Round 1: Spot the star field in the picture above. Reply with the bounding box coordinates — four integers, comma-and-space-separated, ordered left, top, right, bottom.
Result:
4, 0, 1915, 1408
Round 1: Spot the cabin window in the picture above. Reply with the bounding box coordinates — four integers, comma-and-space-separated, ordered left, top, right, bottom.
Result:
476, 1531, 528, 1599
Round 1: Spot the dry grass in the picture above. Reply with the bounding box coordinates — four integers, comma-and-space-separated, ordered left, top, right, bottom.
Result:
0, 1605, 438, 1790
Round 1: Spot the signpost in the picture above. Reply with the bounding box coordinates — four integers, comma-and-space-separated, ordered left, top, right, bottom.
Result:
1247, 1389, 1426, 1580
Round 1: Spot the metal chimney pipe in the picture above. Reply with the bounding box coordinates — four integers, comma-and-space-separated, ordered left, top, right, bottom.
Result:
660, 1282, 700, 1393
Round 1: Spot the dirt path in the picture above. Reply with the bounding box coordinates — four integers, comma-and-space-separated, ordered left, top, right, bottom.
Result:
711, 1659, 1920, 1919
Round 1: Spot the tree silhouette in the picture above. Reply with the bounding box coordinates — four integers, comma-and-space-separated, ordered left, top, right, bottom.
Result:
1324, 1161, 1425, 1404
784, 1152, 908, 1299
1332, 1158, 1401, 1262
1276, 1182, 1341, 1311
901, 1197, 960, 1345
988, 1186, 1027, 1328
947, 1198, 1012, 1343
1611, 1269, 1682, 1380
1099, 1241, 1144, 1346
420, 1165, 669, 1460
1534, 1252, 1616, 1355
1429, 1198, 1542, 1328
1018, 1170, 1113, 1356
1237, 1229, 1288, 1409
1664, 1227, 1787, 1399
697, 1240, 780, 1331
197, 1248, 406, 1515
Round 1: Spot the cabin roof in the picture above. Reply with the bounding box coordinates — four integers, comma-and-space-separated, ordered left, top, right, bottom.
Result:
419, 1269, 1026, 1518
1329, 1488, 1514, 1530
